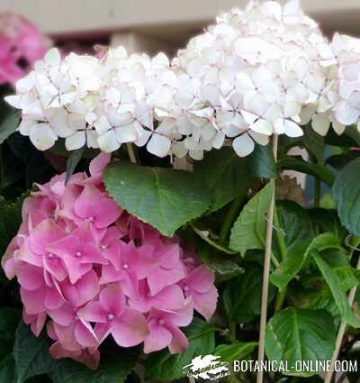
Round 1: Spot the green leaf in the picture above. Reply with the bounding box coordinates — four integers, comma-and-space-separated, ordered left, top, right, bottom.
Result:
270, 202, 314, 290
326, 152, 360, 170
223, 264, 276, 323
312, 251, 360, 328
333, 158, 360, 236
14, 321, 59, 383
303, 128, 325, 164
50, 348, 139, 383
104, 162, 211, 236
265, 308, 336, 377
194, 147, 252, 211
325, 126, 360, 147
0, 112, 20, 145
270, 233, 342, 290
144, 318, 215, 381
309, 208, 346, 240
248, 144, 277, 179
229, 183, 273, 256
0, 308, 21, 360
0, 356, 17, 383
279, 156, 334, 186
197, 245, 244, 281
336, 266, 359, 292
215, 342, 257, 363
65, 146, 86, 184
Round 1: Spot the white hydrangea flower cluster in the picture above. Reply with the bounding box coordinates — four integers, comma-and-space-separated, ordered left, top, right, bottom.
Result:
333, 34, 360, 132
5, 0, 360, 159
5, 47, 178, 155
171, 0, 346, 157
6, 49, 102, 151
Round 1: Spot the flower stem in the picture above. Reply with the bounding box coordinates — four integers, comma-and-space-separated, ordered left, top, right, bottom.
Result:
126, 143, 137, 164
256, 134, 278, 383
324, 238, 360, 383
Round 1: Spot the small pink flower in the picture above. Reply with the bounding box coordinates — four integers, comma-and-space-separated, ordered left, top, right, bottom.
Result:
79, 284, 148, 347
144, 303, 193, 354
180, 265, 218, 320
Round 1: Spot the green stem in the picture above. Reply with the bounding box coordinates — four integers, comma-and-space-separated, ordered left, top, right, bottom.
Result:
126, 143, 137, 164
271, 252, 280, 268
257, 135, 279, 383
191, 224, 237, 255
273, 206, 288, 312
228, 322, 236, 342
314, 177, 321, 208
219, 194, 245, 243
274, 287, 287, 313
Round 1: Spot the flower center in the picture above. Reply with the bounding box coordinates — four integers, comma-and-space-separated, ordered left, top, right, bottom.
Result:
107, 313, 115, 321
123, 263, 129, 270
47, 252, 55, 259
158, 319, 165, 326
100, 244, 108, 250
75, 251, 82, 257
183, 285, 189, 292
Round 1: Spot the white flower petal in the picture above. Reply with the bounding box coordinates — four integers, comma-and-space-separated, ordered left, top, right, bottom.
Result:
65, 131, 86, 150
232, 133, 255, 157
147, 133, 171, 158
29, 123, 57, 151
312, 114, 330, 136
97, 130, 120, 153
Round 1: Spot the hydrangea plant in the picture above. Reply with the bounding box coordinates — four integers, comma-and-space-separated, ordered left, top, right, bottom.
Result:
0, 1, 360, 383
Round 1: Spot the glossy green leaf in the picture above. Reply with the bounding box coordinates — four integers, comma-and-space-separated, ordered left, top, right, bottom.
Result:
215, 342, 257, 363
265, 308, 336, 377
248, 144, 277, 179
270, 233, 342, 290
333, 158, 360, 236
14, 321, 58, 383
229, 183, 273, 256
223, 264, 276, 323
270, 202, 314, 290
312, 251, 360, 328
104, 162, 211, 236
194, 147, 252, 211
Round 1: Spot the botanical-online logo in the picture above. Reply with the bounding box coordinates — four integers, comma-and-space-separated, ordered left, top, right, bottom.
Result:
184, 355, 231, 381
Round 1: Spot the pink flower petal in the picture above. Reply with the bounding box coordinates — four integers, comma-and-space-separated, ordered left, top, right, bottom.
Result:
168, 325, 189, 354
144, 320, 172, 353
110, 309, 147, 347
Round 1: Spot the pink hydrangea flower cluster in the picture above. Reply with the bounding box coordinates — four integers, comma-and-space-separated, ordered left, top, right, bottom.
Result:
2, 154, 218, 370
0, 13, 50, 85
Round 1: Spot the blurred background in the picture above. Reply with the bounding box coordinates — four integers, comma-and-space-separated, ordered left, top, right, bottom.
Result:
1, 0, 360, 57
